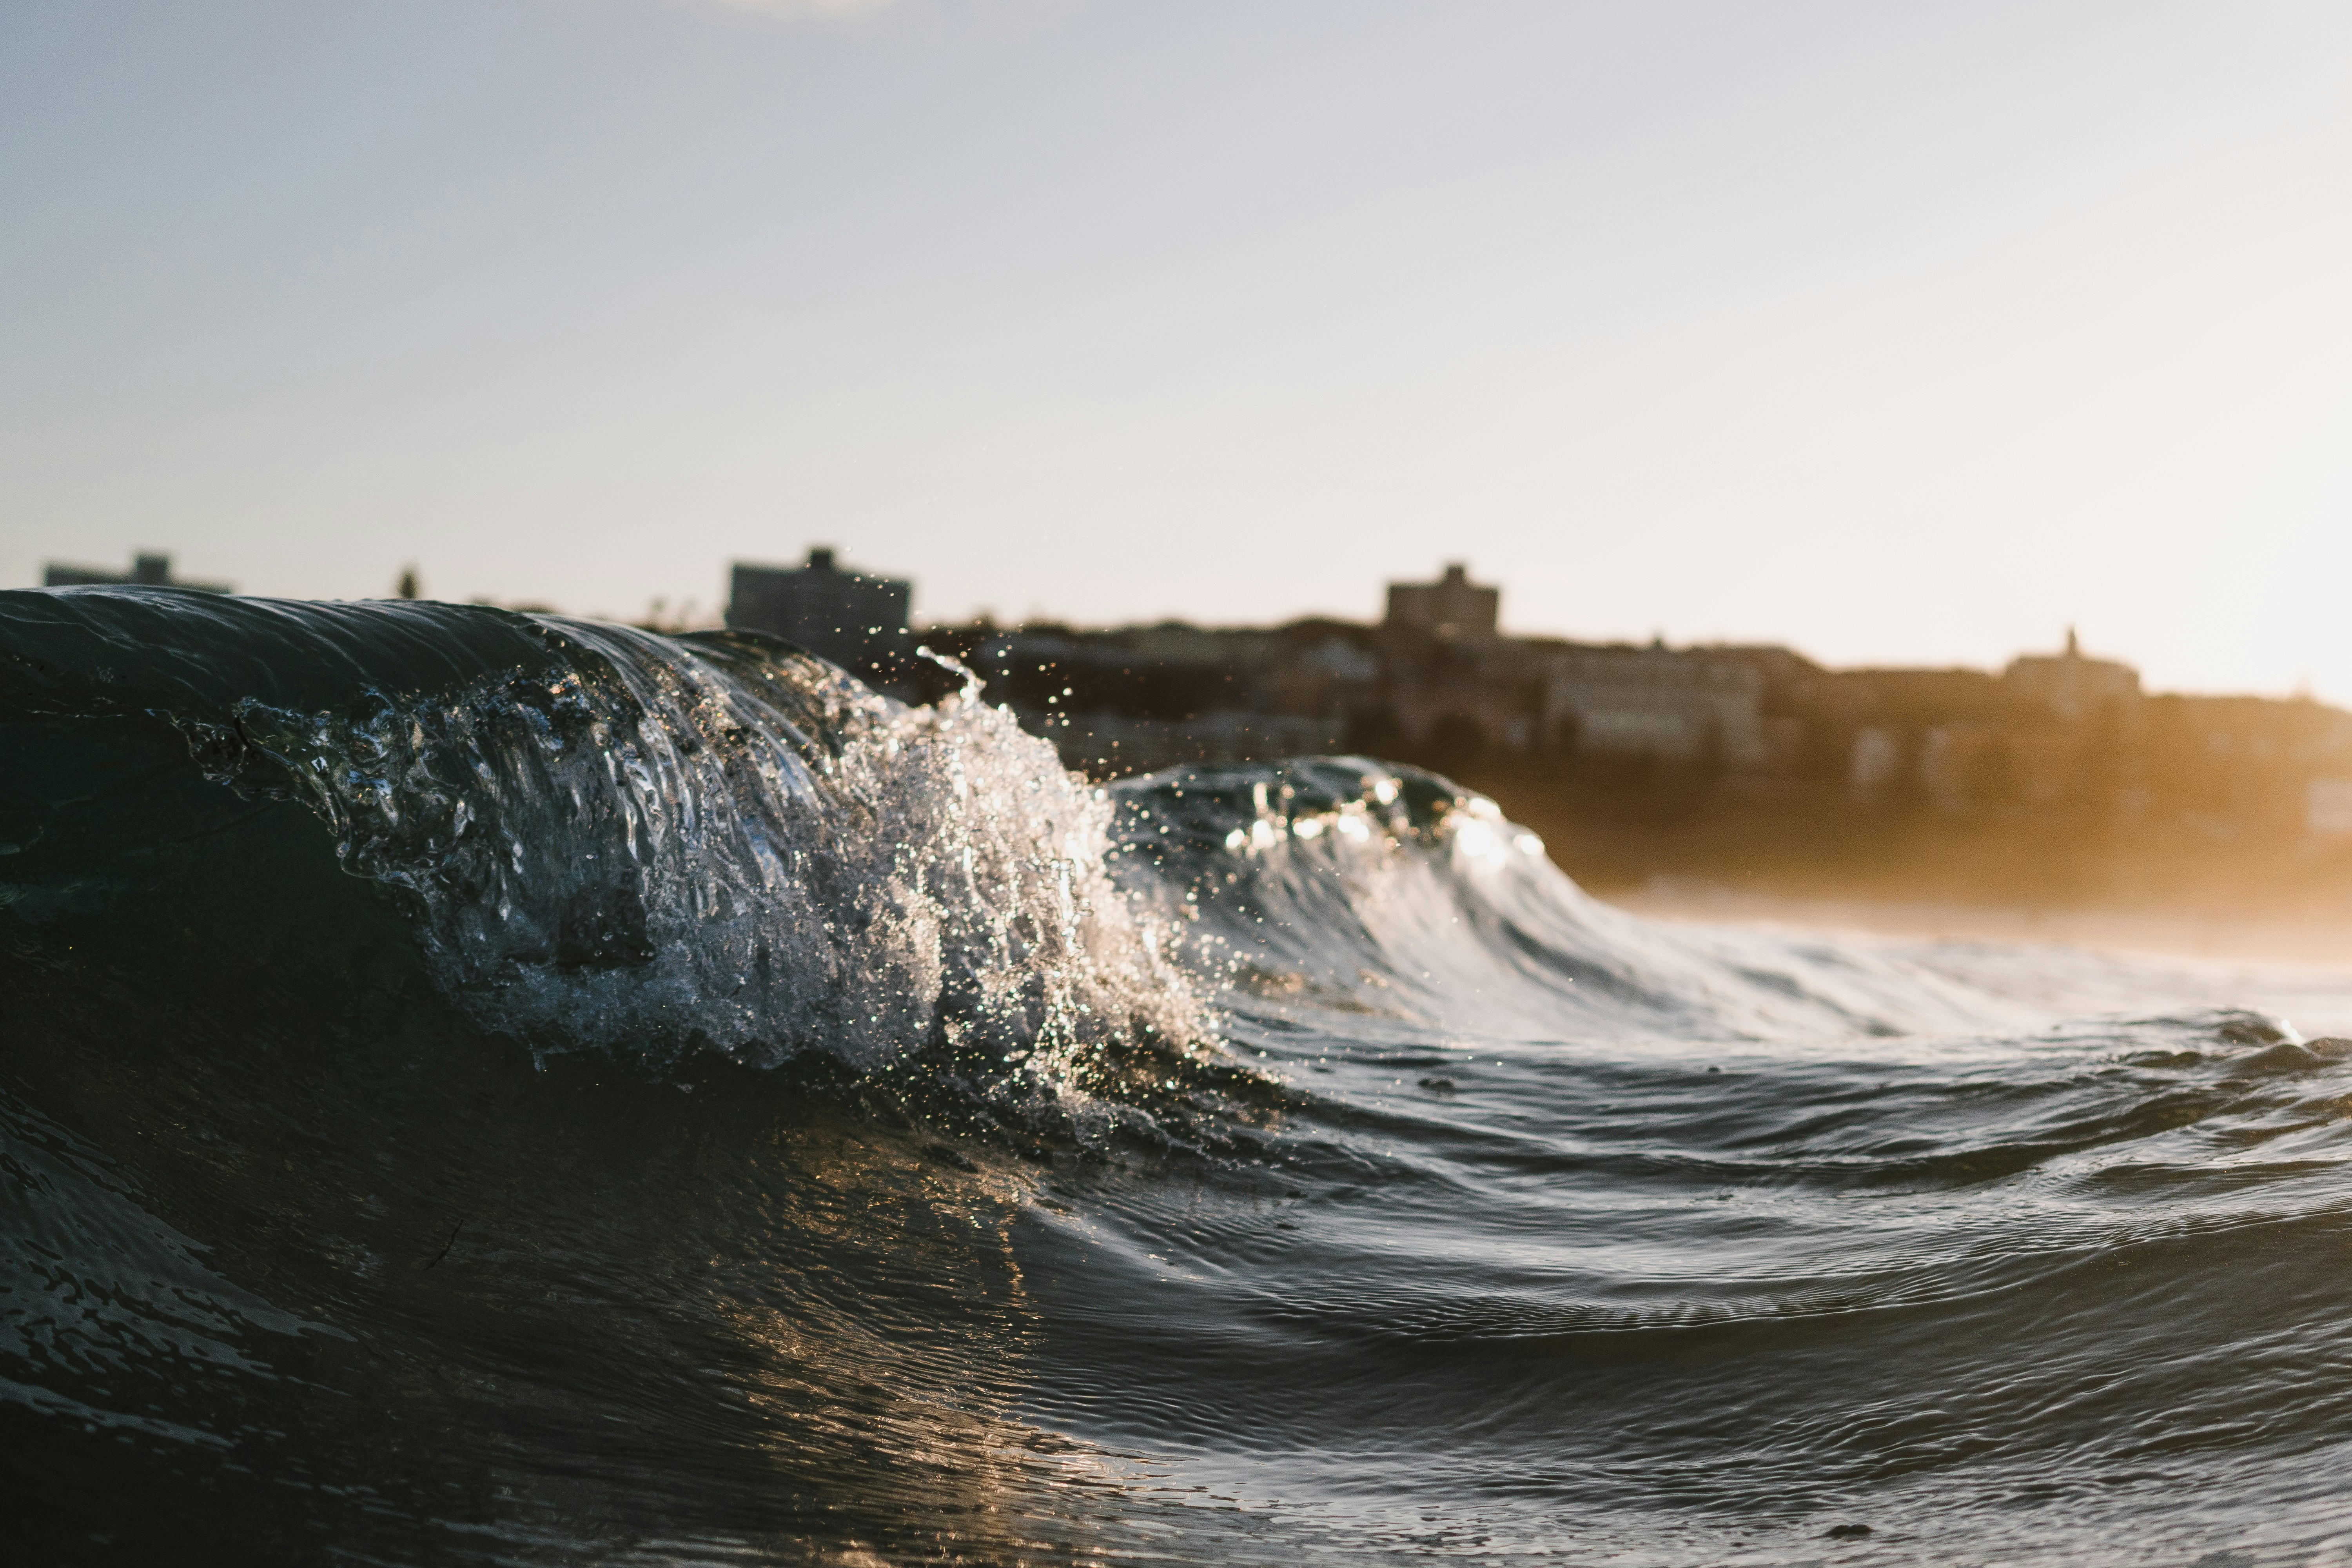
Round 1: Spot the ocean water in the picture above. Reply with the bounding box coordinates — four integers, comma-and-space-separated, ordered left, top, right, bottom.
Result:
10, 588, 2352, 1566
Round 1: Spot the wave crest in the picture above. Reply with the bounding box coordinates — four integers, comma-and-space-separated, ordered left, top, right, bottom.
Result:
147, 612, 1207, 1075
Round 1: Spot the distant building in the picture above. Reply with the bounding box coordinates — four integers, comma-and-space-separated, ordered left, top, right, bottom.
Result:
978, 624, 1269, 729
951, 620, 1350, 776
1385, 563, 1499, 640
727, 547, 911, 678
1543, 646, 1768, 766
2004, 628, 2140, 720
44, 552, 230, 593
1371, 656, 1542, 758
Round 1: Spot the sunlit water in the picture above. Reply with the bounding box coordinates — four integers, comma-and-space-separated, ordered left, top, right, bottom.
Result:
10, 588, 2352, 1566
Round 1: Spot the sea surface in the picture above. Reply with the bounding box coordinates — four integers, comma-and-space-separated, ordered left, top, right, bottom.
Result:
10, 588, 2352, 1566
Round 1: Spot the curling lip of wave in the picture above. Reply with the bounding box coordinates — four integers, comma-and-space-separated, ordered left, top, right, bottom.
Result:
3, 586, 1205, 1078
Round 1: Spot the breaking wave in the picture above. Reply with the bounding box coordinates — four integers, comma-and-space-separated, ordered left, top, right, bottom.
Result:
9, 587, 2352, 1565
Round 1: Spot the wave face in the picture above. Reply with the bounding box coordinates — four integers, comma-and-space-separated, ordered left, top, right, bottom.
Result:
11, 588, 2352, 1565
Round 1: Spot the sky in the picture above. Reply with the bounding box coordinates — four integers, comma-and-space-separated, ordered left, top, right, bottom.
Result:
4, 0, 2351, 697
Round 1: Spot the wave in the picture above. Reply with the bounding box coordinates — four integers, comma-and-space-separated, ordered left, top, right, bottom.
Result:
4, 588, 1202, 1083
1, 588, 2014, 1091
1112, 757, 2026, 1047
10, 586, 2352, 1565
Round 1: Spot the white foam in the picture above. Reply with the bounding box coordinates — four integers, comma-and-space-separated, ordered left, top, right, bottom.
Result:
230, 623, 1205, 1075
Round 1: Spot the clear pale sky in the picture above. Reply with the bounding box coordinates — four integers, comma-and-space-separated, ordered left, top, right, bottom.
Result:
5, 1, 2350, 697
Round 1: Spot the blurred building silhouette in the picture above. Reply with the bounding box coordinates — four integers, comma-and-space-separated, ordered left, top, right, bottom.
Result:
43, 552, 230, 593
2004, 626, 2141, 719
1541, 647, 1773, 768
1385, 561, 1499, 640
915, 561, 2352, 849
727, 547, 911, 682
